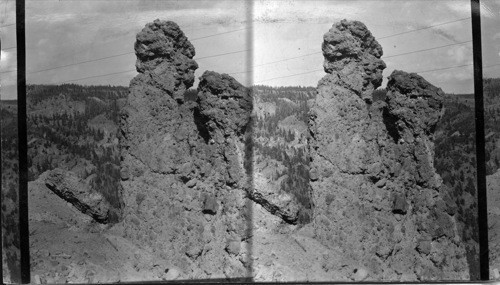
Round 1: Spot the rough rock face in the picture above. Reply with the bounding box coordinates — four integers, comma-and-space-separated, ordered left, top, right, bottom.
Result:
196, 72, 300, 223
44, 168, 110, 223
134, 20, 198, 103
309, 20, 471, 280
197, 71, 252, 139
321, 20, 386, 102
384, 70, 445, 188
196, 71, 252, 187
119, 20, 253, 279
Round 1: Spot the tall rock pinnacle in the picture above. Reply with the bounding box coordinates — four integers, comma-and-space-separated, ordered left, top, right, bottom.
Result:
309, 20, 473, 280
384, 70, 445, 188
134, 20, 198, 102
117, 18, 477, 281
322, 20, 386, 101
196, 70, 253, 187
119, 20, 252, 279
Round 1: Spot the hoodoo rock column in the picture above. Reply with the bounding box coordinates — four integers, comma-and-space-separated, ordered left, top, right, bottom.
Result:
309, 20, 472, 280
119, 20, 253, 279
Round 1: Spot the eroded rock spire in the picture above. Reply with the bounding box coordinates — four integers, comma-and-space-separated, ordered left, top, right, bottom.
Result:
119, 20, 252, 279
134, 19, 198, 102
309, 19, 472, 280
322, 20, 386, 101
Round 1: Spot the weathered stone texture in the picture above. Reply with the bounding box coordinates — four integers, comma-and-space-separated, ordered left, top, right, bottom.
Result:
321, 20, 386, 101
119, 20, 252, 278
309, 19, 471, 281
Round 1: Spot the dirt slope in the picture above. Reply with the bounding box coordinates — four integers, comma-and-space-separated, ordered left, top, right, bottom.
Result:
28, 180, 177, 283
487, 170, 500, 279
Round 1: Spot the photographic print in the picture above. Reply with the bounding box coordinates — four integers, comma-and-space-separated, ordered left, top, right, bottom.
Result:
2, 0, 500, 283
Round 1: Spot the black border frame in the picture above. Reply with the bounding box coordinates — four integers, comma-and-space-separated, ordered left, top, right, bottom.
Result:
16, 0, 30, 283
471, 0, 490, 280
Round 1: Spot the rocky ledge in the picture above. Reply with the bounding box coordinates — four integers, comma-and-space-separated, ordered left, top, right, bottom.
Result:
44, 168, 110, 223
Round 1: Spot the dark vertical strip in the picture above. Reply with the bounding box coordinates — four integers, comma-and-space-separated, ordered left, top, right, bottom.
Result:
16, 0, 30, 283
0, 38, 2, 284
0, 34, 3, 283
471, 0, 489, 280
0, 66, 2, 283
244, 0, 254, 280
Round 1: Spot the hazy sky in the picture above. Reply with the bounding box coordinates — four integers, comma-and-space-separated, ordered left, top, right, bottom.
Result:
1, 0, 500, 100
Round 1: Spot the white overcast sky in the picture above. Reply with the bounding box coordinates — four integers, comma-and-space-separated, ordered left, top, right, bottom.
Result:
1, 0, 500, 100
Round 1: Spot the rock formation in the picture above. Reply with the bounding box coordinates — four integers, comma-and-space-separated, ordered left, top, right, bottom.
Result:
114, 18, 478, 281
321, 20, 386, 102
119, 20, 253, 279
309, 20, 472, 280
196, 70, 252, 187
44, 168, 111, 223
249, 178, 300, 223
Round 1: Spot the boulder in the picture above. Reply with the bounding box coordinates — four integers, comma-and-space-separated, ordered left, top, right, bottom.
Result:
416, 239, 432, 255
163, 267, 181, 280
392, 193, 408, 215
226, 239, 241, 255
202, 194, 218, 215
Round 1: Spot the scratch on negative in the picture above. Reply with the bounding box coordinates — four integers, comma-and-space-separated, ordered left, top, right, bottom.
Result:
293, 237, 307, 252
106, 237, 119, 252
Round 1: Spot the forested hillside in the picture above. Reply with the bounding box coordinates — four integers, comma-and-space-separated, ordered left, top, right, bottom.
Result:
484, 79, 500, 174
1, 101, 18, 190
252, 85, 315, 223
2, 81, 499, 230
1, 100, 20, 281
26, 84, 127, 219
